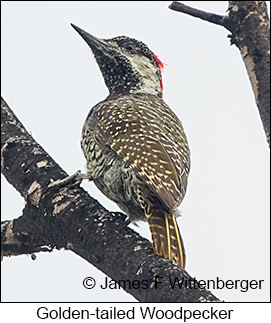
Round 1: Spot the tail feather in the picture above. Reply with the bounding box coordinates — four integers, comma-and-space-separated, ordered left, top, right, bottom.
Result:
147, 210, 186, 268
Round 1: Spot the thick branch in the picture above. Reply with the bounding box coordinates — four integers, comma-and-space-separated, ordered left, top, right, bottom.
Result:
169, 1, 270, 147
1, 218, 54, 258
1, 97, 220, 302
228, 1, 270, 146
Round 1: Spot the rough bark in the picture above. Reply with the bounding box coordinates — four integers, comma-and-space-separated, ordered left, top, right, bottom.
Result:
169, 1, 270, 147
1, 97, 220, 302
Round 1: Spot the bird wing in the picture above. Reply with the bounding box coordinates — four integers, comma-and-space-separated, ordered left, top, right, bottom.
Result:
87, 97, 187, 211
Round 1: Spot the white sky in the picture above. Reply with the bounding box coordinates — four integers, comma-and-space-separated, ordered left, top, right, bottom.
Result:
1, 1, 270, 303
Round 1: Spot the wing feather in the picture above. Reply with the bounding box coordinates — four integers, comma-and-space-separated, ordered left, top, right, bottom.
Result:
86, 96, 189, 210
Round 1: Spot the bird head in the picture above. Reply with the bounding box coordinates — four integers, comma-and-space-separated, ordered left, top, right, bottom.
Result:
71, 24, 164, 98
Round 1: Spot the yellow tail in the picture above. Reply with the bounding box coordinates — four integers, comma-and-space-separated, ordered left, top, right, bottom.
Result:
147, 210, 186, 268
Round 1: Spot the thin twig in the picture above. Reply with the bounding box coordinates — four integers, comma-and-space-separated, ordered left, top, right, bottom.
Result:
169, 1, 230, 29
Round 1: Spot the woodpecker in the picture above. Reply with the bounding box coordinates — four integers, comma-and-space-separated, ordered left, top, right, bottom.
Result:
71, 24, 190, 268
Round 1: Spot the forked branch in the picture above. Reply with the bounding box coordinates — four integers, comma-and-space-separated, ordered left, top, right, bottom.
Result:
169, 1, 270, 147
1, 97, 220, 302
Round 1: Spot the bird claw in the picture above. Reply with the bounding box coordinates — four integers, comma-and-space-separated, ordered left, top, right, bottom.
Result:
111, 211, 130, 224
48, 170, 89, 189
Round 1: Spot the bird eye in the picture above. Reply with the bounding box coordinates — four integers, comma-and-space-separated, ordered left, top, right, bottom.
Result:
124, 43, 136, 53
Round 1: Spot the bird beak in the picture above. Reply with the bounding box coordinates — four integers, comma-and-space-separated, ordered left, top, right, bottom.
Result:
71, 23, 110, 53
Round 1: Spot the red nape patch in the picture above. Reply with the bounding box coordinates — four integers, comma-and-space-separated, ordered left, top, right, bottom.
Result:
151, 51, 164, 94
152, 52, 164, 70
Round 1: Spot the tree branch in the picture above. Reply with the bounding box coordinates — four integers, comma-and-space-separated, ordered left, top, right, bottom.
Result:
1, 218, 53, 258
227, 1, 270, 147
1, 97, 220, 302
169, 1, 230, 29
169, 1, 270, 147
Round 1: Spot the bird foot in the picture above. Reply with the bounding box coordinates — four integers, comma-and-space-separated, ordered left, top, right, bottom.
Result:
111, 211, 131, 225
48, 170, 89, 189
